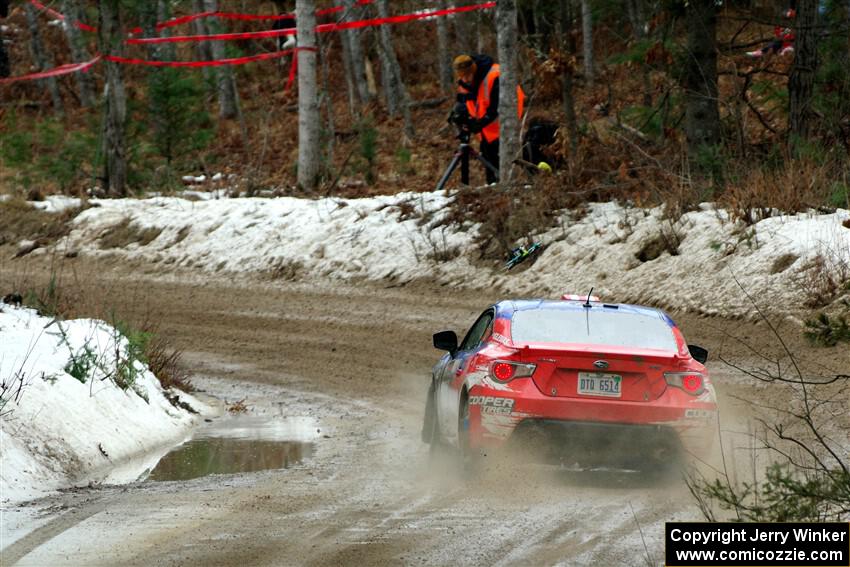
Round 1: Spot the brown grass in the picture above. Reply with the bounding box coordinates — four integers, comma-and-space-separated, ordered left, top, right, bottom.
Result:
0, 198, 83, 247
770, 253, 799, 274
721, 158, 836, 225
99, 218, 163, 249
143, 333, 195, 393
794, 254, 850, 309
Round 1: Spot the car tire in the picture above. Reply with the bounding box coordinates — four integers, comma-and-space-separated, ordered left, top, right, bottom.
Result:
458, 392, 483, 473
421, 380, 437, 445
423, 381, 451, 458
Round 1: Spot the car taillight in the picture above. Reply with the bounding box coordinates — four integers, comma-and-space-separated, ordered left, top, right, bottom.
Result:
489, 360, 536, 383
664, 372, 705, 396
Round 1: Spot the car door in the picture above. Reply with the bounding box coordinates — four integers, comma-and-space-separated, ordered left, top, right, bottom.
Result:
437, 309, 494, 442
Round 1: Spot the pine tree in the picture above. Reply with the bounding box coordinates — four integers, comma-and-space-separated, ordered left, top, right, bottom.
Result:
789, 0, 820, 144
684, 0, 720, 157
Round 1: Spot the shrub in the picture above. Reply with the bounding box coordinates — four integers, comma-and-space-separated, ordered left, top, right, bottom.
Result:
721, 157, 837, 225
804, 308, 850, 347
689, 463, 850, 522
355, 116, 378, 184
0, 112, 98, 194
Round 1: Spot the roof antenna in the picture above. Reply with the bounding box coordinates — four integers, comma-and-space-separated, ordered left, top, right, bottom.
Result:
583, 287, 594, 309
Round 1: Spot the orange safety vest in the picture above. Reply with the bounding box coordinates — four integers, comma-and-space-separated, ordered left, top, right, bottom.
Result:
462, 64, 526, 143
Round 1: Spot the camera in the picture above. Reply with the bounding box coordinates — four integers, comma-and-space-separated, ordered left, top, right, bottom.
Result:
448, 102, 470, 127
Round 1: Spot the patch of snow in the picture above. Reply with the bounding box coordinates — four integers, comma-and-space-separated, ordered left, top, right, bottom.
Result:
60, 192, 850, 316
29, 195, 82, 214
0, 306, 208, 505
180, 189, 230, 200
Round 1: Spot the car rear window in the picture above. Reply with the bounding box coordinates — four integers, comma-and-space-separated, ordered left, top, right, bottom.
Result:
511, 307, 678, 351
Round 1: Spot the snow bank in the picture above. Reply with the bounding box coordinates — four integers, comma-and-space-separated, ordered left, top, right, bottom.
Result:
61, 192, 850, 317
0, 306, 205, 504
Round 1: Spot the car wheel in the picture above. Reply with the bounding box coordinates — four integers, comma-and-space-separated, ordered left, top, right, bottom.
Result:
423, 381, 450, 458
458, 392, 483, 473
421, 380, 437, 444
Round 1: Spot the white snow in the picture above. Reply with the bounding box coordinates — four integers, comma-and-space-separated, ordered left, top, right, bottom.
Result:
0, 305, 206, 505
59, 192, 850, 317
29, 195, 82, 214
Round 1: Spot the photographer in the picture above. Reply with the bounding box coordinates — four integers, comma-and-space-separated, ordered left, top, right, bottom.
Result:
452, 54, 526, 184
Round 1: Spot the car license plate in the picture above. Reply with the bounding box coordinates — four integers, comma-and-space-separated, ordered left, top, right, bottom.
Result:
577, 373, 622, 397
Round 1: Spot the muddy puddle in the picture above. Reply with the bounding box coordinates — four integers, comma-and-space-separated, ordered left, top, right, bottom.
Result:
143, 416, 319, 482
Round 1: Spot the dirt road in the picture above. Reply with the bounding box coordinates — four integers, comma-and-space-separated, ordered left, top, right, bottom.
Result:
1, 262, 845, 566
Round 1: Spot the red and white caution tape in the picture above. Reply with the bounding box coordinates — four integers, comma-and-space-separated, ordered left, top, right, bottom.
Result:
126, 2, 496, 45
0, 56, 100, 84
28, 0, 98, 32
6, 1, 493, 84
28, 0, 375, 35
104, 47, 312, 68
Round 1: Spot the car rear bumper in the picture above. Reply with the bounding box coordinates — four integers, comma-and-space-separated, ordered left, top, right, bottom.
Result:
468, 377, 716, 459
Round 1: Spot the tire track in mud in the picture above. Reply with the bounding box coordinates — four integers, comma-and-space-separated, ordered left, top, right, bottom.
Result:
2, 498, 109, 565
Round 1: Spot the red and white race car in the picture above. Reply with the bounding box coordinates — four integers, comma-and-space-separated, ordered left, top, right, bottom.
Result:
422, 295, 717, 470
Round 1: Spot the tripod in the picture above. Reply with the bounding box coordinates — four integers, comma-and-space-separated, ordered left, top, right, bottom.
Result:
435, 129, 499, 191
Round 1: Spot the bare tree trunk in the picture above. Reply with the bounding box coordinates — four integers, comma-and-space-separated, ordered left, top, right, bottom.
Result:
436, 0, 453, 92
203, 0, 241, 120
342, 0, 371, 107
452, 0, 475, 54
320, 34, 335, 167
191, 0, 214, 87
789, 0, 819, 144
560, 0, 579, 154
684, 0, 720, 157
580, 0, 594, 86
497, 0, 520, 182
375, 0, 414, 139
0, 0, 7, 78
625, 0, 652, 107
338, 24, 359, 118
98, 0, 127, 196
475, 9, 484, 53
61, 0, 95, 108
25, 3, 63, 114
0, 28, 9, 79
297, 0, 321, 191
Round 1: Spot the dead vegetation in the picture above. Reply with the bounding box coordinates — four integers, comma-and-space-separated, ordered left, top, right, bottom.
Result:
794, 253, 850, 309
0, 198, 83, 248
98, 218, 163, 249
10, 263, 195, 397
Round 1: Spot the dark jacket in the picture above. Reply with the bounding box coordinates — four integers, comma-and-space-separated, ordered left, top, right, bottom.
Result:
272, 14, 296, 50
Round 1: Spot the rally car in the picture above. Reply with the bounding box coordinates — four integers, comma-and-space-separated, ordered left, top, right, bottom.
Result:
422, 295, 717, 470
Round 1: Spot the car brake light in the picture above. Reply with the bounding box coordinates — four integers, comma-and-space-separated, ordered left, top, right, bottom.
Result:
664, 372, 705, 395
561, 294, 600, 302
492, 362, 514, 381
682, 374, 703, 393
489, 360, 536, 383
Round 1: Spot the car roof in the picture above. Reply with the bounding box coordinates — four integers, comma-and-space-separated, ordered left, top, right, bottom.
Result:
494, 299, 676, 327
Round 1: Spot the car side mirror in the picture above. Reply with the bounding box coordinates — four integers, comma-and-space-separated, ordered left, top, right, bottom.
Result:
688, 344, 708, 364
433, 331, 458, 356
